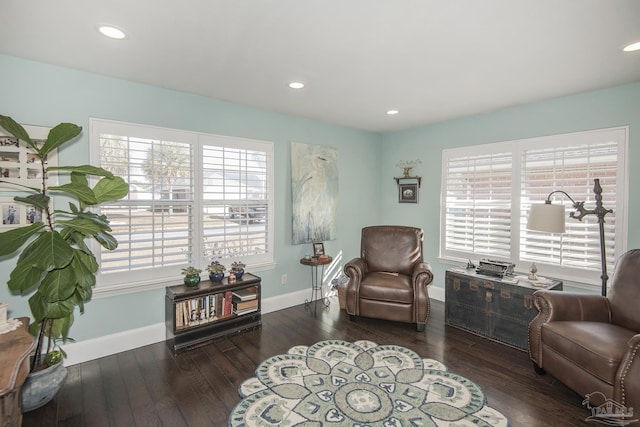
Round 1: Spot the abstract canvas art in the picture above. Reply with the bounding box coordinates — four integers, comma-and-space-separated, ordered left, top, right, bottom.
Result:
291, 142, 338, 244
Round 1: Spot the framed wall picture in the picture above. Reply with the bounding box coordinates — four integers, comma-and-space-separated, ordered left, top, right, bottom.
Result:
399, 183, 419, 203
1, 199, 21, 227
313, 242, 325, 257
0, 124, 57, 190
291, 142, 338, 245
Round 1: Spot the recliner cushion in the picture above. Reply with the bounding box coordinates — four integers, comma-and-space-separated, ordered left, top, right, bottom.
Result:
359, 272, 413, 304
361, 226, 422, 276
541, 321, 635, 385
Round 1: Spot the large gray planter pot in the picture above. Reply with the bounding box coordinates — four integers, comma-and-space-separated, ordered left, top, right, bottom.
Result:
21, 360, 68, 412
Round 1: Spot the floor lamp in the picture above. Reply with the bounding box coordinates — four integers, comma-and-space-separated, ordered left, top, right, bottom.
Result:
526, 178, 613, 297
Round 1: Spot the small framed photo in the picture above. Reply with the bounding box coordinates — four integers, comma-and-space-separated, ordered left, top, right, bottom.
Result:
313, 242, 325, 257
1, 200, 21, 227
399, 183, 419, 203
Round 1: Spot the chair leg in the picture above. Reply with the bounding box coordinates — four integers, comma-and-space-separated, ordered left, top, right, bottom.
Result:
416, 323, 425, 332
533, 362, 546, 375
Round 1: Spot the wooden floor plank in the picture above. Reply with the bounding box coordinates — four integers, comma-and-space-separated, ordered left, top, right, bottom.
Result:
98, 354, 137, 427
78, 360, 109, 427
22, 299, 592, 426
115, 349, 161, 427
56, 365, 83, 427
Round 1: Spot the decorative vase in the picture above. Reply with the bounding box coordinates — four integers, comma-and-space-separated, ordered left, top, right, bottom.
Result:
232, 268, 244, 280
183, 274, 201, 287
22, 359, 68, 412
210, 272, 225, 283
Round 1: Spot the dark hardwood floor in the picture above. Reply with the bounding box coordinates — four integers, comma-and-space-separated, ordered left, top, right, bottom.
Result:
22, 299, 590, 426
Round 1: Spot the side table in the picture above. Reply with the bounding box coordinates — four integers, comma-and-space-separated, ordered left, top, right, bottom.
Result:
0, 317, 35, 427
300, 256, 333, 313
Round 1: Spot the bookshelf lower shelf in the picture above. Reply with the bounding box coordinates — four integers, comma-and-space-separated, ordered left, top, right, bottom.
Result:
165, 273, 261, 354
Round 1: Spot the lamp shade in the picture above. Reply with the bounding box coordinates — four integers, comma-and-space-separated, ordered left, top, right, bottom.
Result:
527, 203, 566, 233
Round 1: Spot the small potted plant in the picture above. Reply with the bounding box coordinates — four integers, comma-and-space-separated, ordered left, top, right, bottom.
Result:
207, 261, 226, 283
181, 266, 202, 287
230, 261, 246, 279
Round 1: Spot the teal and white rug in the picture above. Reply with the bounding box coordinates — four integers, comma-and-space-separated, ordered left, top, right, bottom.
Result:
229, 340, 509, 426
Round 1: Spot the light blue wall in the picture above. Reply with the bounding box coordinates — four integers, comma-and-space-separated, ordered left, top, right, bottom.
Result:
380, 82, 640, 289
2, 53, 639, 343
0, 54, 382, 340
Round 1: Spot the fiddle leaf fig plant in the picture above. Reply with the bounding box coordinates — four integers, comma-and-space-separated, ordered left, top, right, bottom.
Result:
0, 114, 129, 371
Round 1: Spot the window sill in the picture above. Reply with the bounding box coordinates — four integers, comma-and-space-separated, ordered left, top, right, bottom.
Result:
94, 261, 276, 298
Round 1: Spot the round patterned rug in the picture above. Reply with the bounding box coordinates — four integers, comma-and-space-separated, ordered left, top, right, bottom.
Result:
229, 339, 509, 426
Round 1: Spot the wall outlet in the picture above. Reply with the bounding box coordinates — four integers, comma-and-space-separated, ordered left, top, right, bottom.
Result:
281, 274, 287, 284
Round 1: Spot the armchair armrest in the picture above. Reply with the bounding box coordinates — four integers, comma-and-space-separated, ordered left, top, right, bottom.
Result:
412, 262, 434, 289
412, 262, 434, 324
344, 258, 367, 314
344, 257, 367, 284
615, 334, 640, 411
534, 290, 611, 323
529, 290, 611, 365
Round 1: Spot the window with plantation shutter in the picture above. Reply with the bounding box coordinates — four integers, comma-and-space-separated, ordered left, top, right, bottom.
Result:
90, 119, 274, 295
440, 127, 627, 289
442, 150, 513, 260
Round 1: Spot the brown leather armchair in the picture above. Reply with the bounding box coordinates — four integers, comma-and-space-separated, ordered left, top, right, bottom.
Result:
343, 225, 434, 331
529, 249, 640, 414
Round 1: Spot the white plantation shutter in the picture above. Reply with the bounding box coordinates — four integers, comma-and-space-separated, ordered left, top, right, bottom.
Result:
200, 137, 271, 264
442, 150, 513, 260
520, 139, 621, 275
440, 127, 627, 288
90, 119, 274, 293
99, 136, 194, 274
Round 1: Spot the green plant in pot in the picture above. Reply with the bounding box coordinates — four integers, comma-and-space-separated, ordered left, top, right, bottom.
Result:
181, 266, 202, 287
0, 115, 129, 410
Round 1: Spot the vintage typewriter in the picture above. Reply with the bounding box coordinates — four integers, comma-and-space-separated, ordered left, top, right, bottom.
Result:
476, 259, 515, 278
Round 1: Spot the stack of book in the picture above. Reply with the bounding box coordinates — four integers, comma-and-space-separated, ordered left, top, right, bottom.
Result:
232, 287, 259, 315
175, 291, 234, 329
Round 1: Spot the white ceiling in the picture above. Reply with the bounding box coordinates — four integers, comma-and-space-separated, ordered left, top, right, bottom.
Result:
1, 0, 639, 133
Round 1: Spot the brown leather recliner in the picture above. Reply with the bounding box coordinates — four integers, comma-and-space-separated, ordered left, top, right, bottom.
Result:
529, 249, 640, 415
343, 225, 434, 331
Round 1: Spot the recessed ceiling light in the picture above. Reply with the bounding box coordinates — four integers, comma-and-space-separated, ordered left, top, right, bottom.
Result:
98, 25, 126, 40
623, 41, 640, 52
386, 110, 399, 115
288, 82, 305, 89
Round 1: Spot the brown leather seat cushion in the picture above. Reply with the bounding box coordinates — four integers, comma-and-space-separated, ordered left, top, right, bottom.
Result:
542, 321, 636, 385
359, 272, 413, 304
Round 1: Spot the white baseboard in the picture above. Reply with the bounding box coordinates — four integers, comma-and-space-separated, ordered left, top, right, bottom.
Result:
62, 288, 313, 366
63, 322, 165, 366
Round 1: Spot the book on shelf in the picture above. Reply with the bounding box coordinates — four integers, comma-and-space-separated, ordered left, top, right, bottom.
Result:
232, 287, 257, 301
233, 298, 258, 312
216, 292, 224, 319
222, 291, 233, 317
176, 294, 224, 328
212, 296, 218, 320
233, 306, 258, 316
176, 303, 184, 328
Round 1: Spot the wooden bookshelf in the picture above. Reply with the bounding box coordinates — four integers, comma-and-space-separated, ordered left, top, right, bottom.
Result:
165, 273, 261, 353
